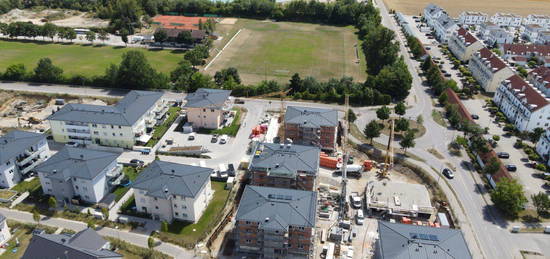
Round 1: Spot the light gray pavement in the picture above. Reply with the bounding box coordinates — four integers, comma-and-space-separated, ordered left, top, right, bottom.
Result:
0, 207, 197, 259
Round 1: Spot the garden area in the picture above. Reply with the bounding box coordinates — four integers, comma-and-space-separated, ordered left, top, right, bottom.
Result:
145, 106, 181, 147
198, 107, 244, 137
112, 166, 140, 202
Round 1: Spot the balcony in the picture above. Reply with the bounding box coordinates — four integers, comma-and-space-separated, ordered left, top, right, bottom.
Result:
19, 158, 41, 174
16, 151, 40, 166
106, 164, 123, 178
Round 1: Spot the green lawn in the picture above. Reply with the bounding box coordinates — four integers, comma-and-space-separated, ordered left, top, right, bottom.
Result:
112, 167, 140, 201
158, 181, 230, 248
145, 106, 181, 147
0, 40, 182, 77
11, 178, 41, 194
0, 228, 32, 259
199, 107, 243, 137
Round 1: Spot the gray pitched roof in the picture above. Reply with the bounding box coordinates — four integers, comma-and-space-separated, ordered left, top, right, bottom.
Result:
35, 147, 120, 180
132, 160, 212, 199
0, 213, 5, 224
184, 88, 231, 108
285, 106, 338, 128
377, 221, 472, 259
0, 130, 46, 164
47, 90, 163, 126
22, 228, 121, 259
250, 143, 320, 177
236, 185, 317, 229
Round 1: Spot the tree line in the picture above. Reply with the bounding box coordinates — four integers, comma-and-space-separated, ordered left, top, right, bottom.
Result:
0, 22, 113, 44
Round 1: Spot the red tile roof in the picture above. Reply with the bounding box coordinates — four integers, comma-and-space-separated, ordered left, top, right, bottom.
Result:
444, 88, 474, 123
529, 66, 550, 88
503, 75, 549, 111
456, 27, 478, 45
511, 56, 527, 62
477, 48, 508, 72
501, 44, 550, 57
153, 15, 212, 30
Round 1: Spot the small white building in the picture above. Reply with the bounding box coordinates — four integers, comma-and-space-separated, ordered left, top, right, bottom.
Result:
491, 13, 522, 27
459, 11, 488, 25
523, 14, 550, 29
0, 214, 11, 246
36, 147, 122, 204
0, 131, 50, 188
493, 75, 550, 132
469, 48, 515, 92
184, 88, 232, 130
535, 129, 550, 165
423, 4, 445, 27
132, 160, 213, 223
448, 28, 485, 61
527, 66, 550, 98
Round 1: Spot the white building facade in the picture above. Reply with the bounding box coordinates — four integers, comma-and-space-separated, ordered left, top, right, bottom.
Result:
0, 214, 11, 246
424, 4, 444, 27
459, 11, 488, 25
491, 13, 522, 27
448, 28, 485, 61
184, 88, 232, 130
469, 48, 515, 92
535, 130, 550, 165
522, 24, 545, 42
527, 67, 550, 98
493, 75, 550, 132
433, 13, 458, 43
523, 14, 550, 29
0, 131, 49, 188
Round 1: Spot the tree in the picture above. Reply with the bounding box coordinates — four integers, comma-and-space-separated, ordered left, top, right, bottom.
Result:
41, 22, 57, 41
529, 127, 545, 142
33, 58, 63, 83
399, 130, 416, 154
362, 26, 399, 75
184, 49, 204, 68
87, 220, 95, 229
438, 92, 448, 105
373, 58, 412, 101
98, 30, 109, 44
3, 64, 27, 81
347, 109, 357, 123
115, 51, 167, 89
65, 28, 77, 42
364, 120, 382, 144
483, 157, 501, 175
214, 67, 241, 86
85, 31, 96, 44
101, 207, 109, 220
148, 235, 155, 249
532, 192, 550, 217
376, 106, 390, 121
421, 56, 433, 71
395, 117, 409, 132
161, 221, 168, 232
188, 72, 214, 92
154, 29, 168, 43
32, 210, 40, 225
120, 29, 129, 46
171, 59, 195, 90
176, 30, 193, 45
289, 73, 303, 94
490, 178, 527, 218
48, 196, 57, 209
0, 22, 7, 35
394, 101, 406, 116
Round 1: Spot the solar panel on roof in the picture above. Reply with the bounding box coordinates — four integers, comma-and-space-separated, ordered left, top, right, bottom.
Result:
409, 232, 439, 241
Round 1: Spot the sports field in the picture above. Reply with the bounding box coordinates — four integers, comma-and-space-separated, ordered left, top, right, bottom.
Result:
0, 40, 181, 77
384, 0, 550, 17
206, 19, 366, 85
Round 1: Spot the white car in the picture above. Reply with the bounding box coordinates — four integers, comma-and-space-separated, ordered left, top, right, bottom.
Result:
219, 135, 229, 144
355, 210, 364, 225
65, 141, 79, 148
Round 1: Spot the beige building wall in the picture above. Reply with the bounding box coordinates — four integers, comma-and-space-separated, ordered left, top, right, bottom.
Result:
486, 68, 515, 92
186, 107, 223, 129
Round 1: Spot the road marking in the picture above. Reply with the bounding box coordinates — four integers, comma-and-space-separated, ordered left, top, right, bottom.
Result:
203, 29, 243, 71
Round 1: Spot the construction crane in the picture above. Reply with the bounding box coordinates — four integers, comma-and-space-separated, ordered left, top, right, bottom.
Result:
378, 119, 394, 178
339, 95, 350, 220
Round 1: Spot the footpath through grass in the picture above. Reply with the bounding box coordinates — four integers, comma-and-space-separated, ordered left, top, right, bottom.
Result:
0, 40, 181, 77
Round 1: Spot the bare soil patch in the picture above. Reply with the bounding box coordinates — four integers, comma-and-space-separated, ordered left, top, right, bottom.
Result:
0, 8, 108, 28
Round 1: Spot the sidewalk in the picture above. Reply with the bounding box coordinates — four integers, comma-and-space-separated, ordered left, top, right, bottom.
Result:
0, 207, 197, 259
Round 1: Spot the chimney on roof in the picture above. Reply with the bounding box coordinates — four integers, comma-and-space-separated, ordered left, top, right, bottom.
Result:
53, 169, 57, 174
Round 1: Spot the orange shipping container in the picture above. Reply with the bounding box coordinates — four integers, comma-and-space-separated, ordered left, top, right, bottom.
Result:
320, 156, 339, 169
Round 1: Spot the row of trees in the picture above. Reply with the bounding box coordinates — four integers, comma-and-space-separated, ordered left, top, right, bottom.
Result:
363, 103, 416, 153
0, 21, 110, 44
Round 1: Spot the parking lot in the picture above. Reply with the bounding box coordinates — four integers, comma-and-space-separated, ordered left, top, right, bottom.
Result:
463, 98, 548, 202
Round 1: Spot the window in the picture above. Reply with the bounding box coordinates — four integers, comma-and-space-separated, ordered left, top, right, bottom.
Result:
111, 125, 114, 129
75, 186, 79, 190
112, 133, 116, 136
211, 109, 214, 112
120, 133, 123, 136
175, 212, 179, 216
174, 204, 177, 208
245, 239, 251, 244
203, 109, 206, 112
6, 161, 9, 165
155, 206, 159, 209
118, 125, 122, 129
298, 245, 304, 249
92, 124, 97, 127
93, 131, 99, 135
154, 197, 158, 201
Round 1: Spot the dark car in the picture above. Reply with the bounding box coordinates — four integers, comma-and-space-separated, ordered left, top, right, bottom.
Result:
442, 168, 454, 179
506, 165, 517, 172
211, 134, 219, 143
130, 159, 144, 167
227, 163, 236, 177
471, 114, 479, 120
497, 152, 510, 159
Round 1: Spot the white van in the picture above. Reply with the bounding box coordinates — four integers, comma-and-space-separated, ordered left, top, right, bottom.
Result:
356, 210, 364, 225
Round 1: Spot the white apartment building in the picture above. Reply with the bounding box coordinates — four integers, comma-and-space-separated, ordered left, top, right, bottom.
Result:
491, 13, 522, 27
527, 66, 550, 98
424, 4, 445, 27
132, 160, 213, 223
0, 131, 50, 188
535, 129, 550, 165
36, 147, 122, 204
48, 91, 167, 148
537, 31, 550, 45
459, 11, 488, 25
184, 88, 232, 130
494, 75, 550, 132
522, 24, 545, 42
524, 14, 550, 29
0, 214, 11, 246
469, 48, 515, 92
448, 28, 485, 61
485, 28, 515, 45
433, 13, 458, 43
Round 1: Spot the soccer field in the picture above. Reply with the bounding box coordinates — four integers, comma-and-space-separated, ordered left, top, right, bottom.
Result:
206, 20, 366, 85
0, 40, 182, 77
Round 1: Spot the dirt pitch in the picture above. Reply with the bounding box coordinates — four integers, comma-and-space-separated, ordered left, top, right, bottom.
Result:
383, 0, 550, 17
205, 19, 366, 85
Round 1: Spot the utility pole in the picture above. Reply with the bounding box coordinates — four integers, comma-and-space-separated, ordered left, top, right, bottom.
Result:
339, 95, 350, 220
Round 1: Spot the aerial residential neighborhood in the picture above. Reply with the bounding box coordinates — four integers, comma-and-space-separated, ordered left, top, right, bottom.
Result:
0, 0, 549, 258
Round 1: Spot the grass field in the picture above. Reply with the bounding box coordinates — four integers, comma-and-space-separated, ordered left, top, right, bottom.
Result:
206, 19, 365, 85
0, 40, 182, 77
383, 0, 550, 17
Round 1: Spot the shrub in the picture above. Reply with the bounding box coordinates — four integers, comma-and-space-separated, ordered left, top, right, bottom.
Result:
535, 163, 548, 172
492, 135, 500, 141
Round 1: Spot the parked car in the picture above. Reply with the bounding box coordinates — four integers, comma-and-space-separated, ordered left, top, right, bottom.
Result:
130, 159, 144, 167
65, 141, 79, 148
219, 135, 229, 144
497, 152, 510, 159
355, 210, 364, 225
505, 164, 517, 172
442, 168, 454, 179
471, 114, 479, 120
426, 46, 431, 50
227, 163, 236, 176
350, 192, 362, 209
188, 132, 196, 141
211, 134, 218, 143
444, 73, 451, 77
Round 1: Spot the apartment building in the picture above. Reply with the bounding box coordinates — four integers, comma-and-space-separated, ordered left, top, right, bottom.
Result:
448, 28, 485, 61
48, 90, 166, 148
490, 13, 522, 27
433, 13, 458, 43
493, 75, 550, 132
249, 142, 320, 191
522, 24, 545, 42
500, 44, 550, 66
458, 11, 488, 25
0, 130, 49, 188
524, 14, 550, 28
469, 48, 515, 92
284, 106, 338, 151
535, 129, 550, 165
537, 31, 550, 45
36, 147, 122, 204
235, 185, 317, 259
22, 228, 121, 259
423, 4, 444, 27
132, 160, 213, 223
184, 88, 232, 130
0, 214, 10, 246
527, 66, 550, 97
